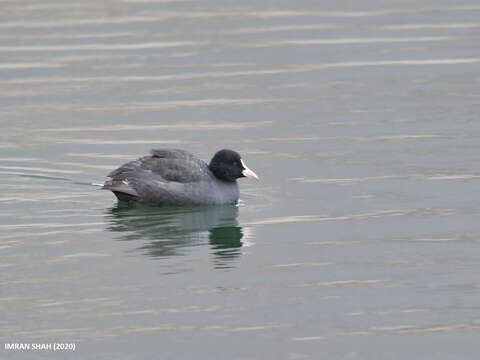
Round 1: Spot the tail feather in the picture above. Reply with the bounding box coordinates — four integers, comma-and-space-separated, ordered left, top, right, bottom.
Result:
102, 179, 139, 202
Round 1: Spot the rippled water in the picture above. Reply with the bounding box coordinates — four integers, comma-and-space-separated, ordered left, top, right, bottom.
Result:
2, 0, 480, 359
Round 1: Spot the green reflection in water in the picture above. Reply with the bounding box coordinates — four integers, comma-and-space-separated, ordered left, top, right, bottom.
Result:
105, 204, 247, 269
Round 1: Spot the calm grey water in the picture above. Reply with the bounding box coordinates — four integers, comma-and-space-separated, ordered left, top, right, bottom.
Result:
2, 0, 480, 359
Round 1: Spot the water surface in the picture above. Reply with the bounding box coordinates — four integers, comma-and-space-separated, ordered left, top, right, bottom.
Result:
1, 0, 480, 359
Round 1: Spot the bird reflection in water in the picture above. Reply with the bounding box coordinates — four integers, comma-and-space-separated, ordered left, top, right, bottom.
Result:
105, 204, 253, 269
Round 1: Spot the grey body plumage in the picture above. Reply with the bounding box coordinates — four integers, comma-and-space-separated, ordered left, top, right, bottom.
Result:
103, 149, 257, 206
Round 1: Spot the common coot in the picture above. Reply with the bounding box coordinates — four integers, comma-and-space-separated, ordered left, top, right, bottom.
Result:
102, 149, 258, 206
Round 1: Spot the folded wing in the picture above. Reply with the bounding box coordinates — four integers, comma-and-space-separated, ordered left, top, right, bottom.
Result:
103, 148, 211, 204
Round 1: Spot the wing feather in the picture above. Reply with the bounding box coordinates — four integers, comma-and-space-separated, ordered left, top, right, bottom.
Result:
106, 148, 210, 184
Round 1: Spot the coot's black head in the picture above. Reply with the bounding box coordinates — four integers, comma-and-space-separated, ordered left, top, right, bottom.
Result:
209, 149, 259, 182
